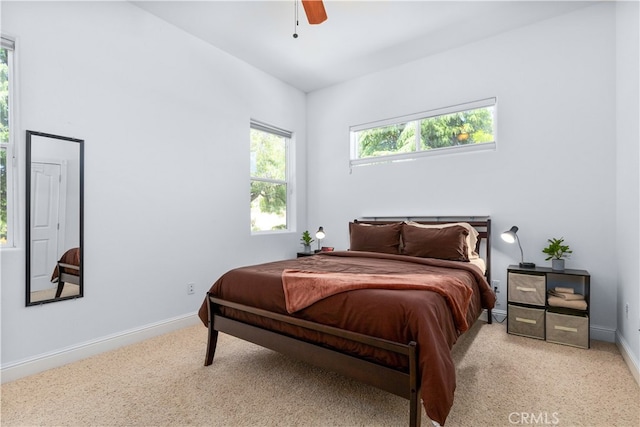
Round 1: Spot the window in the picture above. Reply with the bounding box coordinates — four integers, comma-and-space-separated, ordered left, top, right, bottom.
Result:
250, 120, 291, 232
1, 36, 15, 247
350, 98, 496, 167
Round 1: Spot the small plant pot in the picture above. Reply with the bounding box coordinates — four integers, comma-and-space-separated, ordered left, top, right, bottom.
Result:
302, 244, 311, 253
551, 259, 565, 271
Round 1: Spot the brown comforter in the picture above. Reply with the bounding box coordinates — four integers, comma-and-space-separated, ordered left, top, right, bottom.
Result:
282, 270, 474, 331
198, 251, 495, 425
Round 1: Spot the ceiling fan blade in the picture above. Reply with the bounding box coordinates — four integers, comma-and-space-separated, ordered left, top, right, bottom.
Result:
301, 0, 327, 25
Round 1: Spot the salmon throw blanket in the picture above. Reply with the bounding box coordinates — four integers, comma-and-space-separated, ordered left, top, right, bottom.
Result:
282, 269, 474, 332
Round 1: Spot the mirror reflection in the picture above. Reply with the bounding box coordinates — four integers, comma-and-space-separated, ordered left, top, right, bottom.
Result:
26, 131, 83, 305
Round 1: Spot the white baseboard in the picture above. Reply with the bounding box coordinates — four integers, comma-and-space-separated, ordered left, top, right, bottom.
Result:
590, 324, 617, 343
1, 313, 201, 384
616, 331, 640, 386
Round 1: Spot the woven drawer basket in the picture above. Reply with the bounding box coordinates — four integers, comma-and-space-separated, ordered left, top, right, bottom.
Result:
508, 304, 545, 339
508, 272, 546, 306
546, 311, 589, 349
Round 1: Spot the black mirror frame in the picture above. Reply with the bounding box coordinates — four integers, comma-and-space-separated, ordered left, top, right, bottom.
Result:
26, 130, 84, 306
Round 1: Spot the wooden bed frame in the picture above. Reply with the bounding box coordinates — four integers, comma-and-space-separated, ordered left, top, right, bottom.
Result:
204, 216, 491, 427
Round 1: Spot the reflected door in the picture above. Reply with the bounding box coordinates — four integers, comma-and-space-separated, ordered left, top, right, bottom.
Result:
30, 162, 62, 292
26, 130, 84, 306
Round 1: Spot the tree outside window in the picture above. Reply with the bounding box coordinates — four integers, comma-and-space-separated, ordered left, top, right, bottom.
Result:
352, 99, 496, 165
1, 45, 10, 244
250, 127, 289, 232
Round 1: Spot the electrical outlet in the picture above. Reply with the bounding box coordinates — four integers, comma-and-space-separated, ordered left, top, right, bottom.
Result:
625, 303, 629, 319
187, 283, 195, 295
491, 280, 501, 306
491, 280, 500, 293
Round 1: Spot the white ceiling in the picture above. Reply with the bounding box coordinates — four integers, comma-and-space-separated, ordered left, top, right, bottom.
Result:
132, 1, 595, 93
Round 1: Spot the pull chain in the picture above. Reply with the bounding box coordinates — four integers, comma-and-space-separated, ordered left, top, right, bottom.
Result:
293, 0, 299, 38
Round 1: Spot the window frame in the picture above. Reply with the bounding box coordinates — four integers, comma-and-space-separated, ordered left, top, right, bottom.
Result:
350, 97, 497, 168
1, 35, 15, 248
250, 119, 292, 234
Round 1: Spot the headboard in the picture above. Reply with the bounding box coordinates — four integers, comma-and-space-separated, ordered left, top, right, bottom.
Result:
354, 216, 492, 284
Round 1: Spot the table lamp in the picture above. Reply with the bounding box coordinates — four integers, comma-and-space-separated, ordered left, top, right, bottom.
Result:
501, 225, 536, 268
315, 226, 325, 252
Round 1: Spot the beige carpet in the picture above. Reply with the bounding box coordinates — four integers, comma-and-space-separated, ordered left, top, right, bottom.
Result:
1, 320, 638, 426
30, 283, 80, 303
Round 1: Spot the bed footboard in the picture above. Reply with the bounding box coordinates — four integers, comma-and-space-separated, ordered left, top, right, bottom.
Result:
204, 293, 422, 427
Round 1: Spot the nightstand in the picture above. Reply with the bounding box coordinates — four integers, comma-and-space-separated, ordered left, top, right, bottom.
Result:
507, 265, 590, 349
296, 252, 315, 258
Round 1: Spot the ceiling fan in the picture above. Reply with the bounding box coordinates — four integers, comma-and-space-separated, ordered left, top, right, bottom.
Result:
301, 0, 327, 25
293, 0, 327, 38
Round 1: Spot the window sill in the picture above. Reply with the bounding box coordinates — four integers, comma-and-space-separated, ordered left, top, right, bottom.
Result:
350, 141, 496, 168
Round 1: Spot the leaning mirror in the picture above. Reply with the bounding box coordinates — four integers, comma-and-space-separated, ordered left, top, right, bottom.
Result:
26, 130, 83, 306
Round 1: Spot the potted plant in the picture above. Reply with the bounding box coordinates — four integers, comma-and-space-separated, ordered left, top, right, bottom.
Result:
300, 230, 314, 253
542, 237, 572, 271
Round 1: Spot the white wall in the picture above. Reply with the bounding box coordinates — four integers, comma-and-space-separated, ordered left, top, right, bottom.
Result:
306, 4, 618, 339
615, 1, 640, 373
2, 1, 637, 380
1, 1, 307, 369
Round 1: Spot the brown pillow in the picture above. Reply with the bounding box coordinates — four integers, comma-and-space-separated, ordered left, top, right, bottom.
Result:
404, 221, 480, 259
349, 222, 402, 254
401, 224, 469, 261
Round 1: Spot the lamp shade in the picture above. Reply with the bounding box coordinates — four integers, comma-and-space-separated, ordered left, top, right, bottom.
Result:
315, 227, 325, 240
501, 225, 535, 268
501, 226, 519, 244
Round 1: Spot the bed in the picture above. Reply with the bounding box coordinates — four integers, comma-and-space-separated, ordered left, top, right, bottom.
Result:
198, 217, 495, 426
50, 247, 81, 298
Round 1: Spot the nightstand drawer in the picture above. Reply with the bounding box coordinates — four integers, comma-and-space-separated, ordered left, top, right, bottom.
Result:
508, 304, 545, 339
508, 272, 546, 306
546, 312, 589, 349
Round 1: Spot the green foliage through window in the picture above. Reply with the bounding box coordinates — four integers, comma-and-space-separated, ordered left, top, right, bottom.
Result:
352, 99, 496, 165
0, 45, 10, 244
0, 147, 6, 243
250, 126, 289, 232
0, 47, 8, 144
